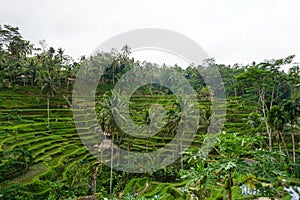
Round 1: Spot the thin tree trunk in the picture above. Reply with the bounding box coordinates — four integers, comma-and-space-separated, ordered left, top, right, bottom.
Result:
110, 134, 114, 196
291, 126, 296, 163
276, 130, 281, 152
112, 66, 115, 85
228, 171, 232, 200
128, 140, 130, 167
47, 97, 50, 129
63, 95, 72, 108
90, 162, 102, 195
199, 181, 203, 200
234, 87, 237, 102
179, 119, 184, 170
180, 140, 183, 170
147, 127, 149, 153
270, 84, 275, 108
279, 131, 290, 159
260, 91, 272, 150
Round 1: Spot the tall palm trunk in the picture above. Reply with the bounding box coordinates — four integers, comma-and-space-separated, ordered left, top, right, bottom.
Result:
90, 162, 102, 195
180, 120, 184, 170
112, 64, 115, 85
110, 133, 114, 196
291, 125, 296, 163
276, 130, 281, 151
260, 91, 272, 150
279, 131, 290, 159
146, 126, 149, 153
47, 97, 50, 129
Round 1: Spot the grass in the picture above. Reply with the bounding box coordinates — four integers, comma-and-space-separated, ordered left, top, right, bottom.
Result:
1, 163, 48, 187
1, 86, 298, 199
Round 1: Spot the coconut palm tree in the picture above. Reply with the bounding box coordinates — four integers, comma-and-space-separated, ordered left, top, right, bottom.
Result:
282, 88, 300, 163
166, 99, 201, 170
286, 66, 300, 163
97, 90, 127, 196
267, 105, 289, 158
40, 70, 57, 129
97, 91, 114, 196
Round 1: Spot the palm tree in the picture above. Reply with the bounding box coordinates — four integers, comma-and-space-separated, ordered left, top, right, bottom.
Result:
97, 92, 114, 196
244, 112, 263, 129
267, 105, 289, 158
97, 90, 126, 196
40, 70, 57, 129
166, 100, 200, 170
282, 89, 300, 163
139, 108, 151, 152
89, 161, 102, 195
0, 51, 8, 89
286, 66, 300, 163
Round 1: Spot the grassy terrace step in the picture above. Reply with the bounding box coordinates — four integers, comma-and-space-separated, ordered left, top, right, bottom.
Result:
23, 188, 52, 200
223, 113, 249, 123
0, 97, 69, 109
0, 131, 60, 149
61, 153, 91, 181
37, 146, 88, 182
33, 148, 63, 162
224, 122, 246, 127
54, 129, 79, 136
79, 134, 205, 153
0, 137, 12, 150
50, 122, 75, 129
32, 142, 70, 158
0, 122, 50, 132
33, 146, 67, 164
4, 135, 68, 150
46, 145, 84, 167
83, 153, 96, 163
1, 124, 51, 134
0, 163, 48, 187
2, 135, 45, 150
123, 178, 186, 199
19, 149, 89, 196
28, 140, 71, 156
57, 148, 88, 170
0, 110, 73, 120
12, 130, 51, 139
0, 108, 71, 112
5, 134, 60, 148
61, 135, 82, 142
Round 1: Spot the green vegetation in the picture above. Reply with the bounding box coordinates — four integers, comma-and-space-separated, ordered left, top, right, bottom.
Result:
0, 24, 299, 199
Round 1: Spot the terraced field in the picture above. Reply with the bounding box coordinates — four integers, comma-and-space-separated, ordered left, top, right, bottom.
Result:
0, 88, 95, 198
0, 87, 299, 199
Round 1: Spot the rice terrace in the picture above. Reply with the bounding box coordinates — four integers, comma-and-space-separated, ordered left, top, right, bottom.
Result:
0, 23, 300, 200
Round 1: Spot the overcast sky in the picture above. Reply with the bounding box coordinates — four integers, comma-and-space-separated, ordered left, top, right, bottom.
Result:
1, 0, 300, 68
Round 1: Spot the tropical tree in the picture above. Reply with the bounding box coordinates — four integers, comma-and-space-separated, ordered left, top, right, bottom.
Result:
0, 24, 33, 87
282, 99, 299, 163
220, 64, 245, 100
243, 112, 265, 148
235, 56, 294, 150
267, 105, 289, 157
97, 90, 126, 196
137, 108, 151, 152
181, 132, 286, 200
285, 65, 300, 162
165, 99, 200, 170
40, 70, 57, 129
